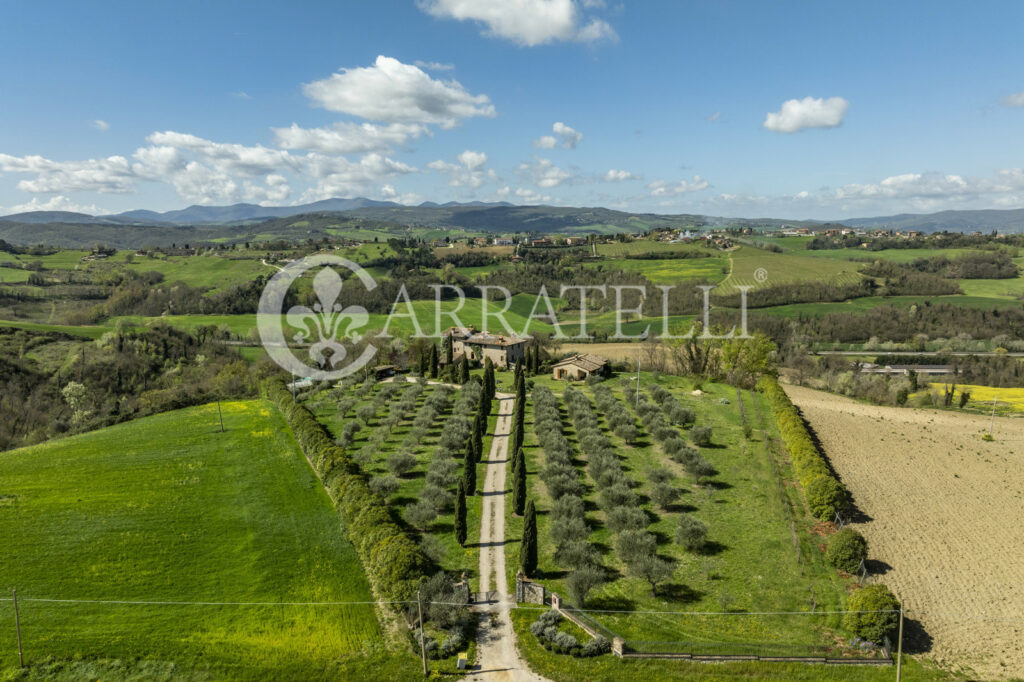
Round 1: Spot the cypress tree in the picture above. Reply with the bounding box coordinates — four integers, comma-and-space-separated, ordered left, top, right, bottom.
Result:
512, 451, 527, 516
445, 332, 454, 369
418, 347, 428, 375
463, 444, 476, 495
455, 480, 468, 546
473, 413, 484, 462
520, 499, 538, 577
429, 344, 439, 379
459, 356, 470, 384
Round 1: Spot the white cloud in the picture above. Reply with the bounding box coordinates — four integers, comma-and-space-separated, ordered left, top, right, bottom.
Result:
647, 176, 709, 196
763, 96, 849, 133
1002, 90, 1024, 107
272, 121, 429, 154
2, 195, 107, 215
518, 156, 574, 188
299, 153, 417, 202
302, 55, 495, 128
533, 121, 582, 149
92, 119, 110, 131
231, 91, 252, 100
514, 187, 552, 203
428, 149, 497, 188
706, 111, 721, 122
414, 60, 455, 71
0, 153, 136, 193
603, 169, 633, 182
144, 131, 295, 177
418, 0, 617, 46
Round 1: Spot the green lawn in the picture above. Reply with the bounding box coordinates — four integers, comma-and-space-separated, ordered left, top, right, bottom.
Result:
719, 245, 863, 294
0, 400, 416, 680
582, 256, 728, 284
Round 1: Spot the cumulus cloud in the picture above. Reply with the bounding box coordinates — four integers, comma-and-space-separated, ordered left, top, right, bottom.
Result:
92, 119, 110, 131
428, 149, 497, 188
0, 153, 136, 193
414, 60, 454, 71
1, 195, 107, 215
514, 187, 552, 203
533, 121, 582, 149
302, 55, 495, 128
603, 169, 633, 182
418, 0, 617, 46
763, 96, 849, 133
272, 121, 429, 154
518, 156, 574, 188
1002, 90, 1024, 107
647, 176, 709, 196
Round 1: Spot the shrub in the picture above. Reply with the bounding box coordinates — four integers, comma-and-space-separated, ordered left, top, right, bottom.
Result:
405, 500, 437, 529
844, 584, 900, 644
582, 636, 611, 657
554, 540, 599, 570
647, 467, 673, 484
675, 514, 708, 552
826, 528, 868, 574
690, 425, 712, 447
806, 474, 849, 521
550, 516, 589, 547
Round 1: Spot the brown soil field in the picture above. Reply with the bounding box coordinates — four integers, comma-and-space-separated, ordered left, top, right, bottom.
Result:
559, 342, 640, 362
785, 384, 1024, 680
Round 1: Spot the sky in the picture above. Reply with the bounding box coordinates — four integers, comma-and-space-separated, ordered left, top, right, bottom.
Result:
2, 0, 1024, 220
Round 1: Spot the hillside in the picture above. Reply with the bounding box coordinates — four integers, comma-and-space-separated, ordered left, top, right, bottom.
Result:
841, 208, 1024, 233
0, 400, 414, 680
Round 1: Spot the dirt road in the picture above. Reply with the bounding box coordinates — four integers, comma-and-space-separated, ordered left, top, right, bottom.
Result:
467, 393, 548, 682
785, 384, 1024, 680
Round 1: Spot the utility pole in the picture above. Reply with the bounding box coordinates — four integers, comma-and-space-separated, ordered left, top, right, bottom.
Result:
989, 396, 998, 438
13, 589, 23, 668
895, 601, 904, 682
417, 586, 428, 676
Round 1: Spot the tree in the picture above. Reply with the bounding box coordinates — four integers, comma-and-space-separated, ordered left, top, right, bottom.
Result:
405, 500, 437, 530
512, 450, 527, 516
483, 358, 495, 409
675, 514, 708, 552
454, 480, 468, 547
630, 554, 675, 597
472, 413, 484, 462
615, 529, 657, 565
429, 343, 439, 379
356, 404, 377, 425
463, 446, 476, 494
520, 500, 538, 576
445, 332, 454, 370
650, 482, 680, 510
721, 332, 778, 388
386, 451, 417, 477
844, 585, 900, 644
566, 565, 605, 607
459, 356, 470, 384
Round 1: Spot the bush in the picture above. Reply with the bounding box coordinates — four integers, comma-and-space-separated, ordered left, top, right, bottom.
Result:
368, 474, 399, 499
675, 514, 708, 552
566, 565, 606, 607
606, 505, 648, 533
386, 451, 417, 477
844, 584, 900, 644
690, 425, 712, 447
650, 482, 680, 510
826, 528, 868, 574
615, 529, 657, 565
807, 474, 850, 521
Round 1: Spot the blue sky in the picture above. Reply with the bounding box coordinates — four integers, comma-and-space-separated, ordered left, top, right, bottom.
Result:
2, 0, 1024, 219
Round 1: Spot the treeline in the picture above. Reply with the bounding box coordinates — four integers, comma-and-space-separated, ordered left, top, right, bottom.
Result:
903, 252, 1019, 279
716, 280, 876, 309
807, 233, 1024, 251
860, 261, 962, 295
0, 325, 255, 450
267, 378, 429, 602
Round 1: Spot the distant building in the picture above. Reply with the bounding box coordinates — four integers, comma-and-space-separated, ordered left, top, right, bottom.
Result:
494, 238, 514, 246
859, 363, 955, 376
551, 354, 608, 381
447, 326, 527, 368
530, 238, 552, 247
564, 236, 587, 246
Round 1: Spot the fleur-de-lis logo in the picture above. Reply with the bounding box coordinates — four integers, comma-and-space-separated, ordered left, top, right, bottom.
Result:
257, 254, 378, 380
286, 268, 369, 368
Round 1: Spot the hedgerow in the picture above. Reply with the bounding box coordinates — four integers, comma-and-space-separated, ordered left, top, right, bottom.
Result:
757, 376, 849, 521
267, 378, 429, 603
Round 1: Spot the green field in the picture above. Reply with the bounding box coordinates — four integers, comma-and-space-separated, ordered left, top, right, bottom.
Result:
583, 256, 728, 284
750, 294, 1019, 318
0, 400, 415, 680
803, 247, 989, 263
594, 241, 715, 257
719, 246, 863, 293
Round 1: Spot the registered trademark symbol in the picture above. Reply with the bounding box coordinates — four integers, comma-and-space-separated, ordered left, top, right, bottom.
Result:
754, 267, 769, 283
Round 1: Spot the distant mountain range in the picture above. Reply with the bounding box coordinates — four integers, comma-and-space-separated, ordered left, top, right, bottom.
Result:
1, 199, 1023, 249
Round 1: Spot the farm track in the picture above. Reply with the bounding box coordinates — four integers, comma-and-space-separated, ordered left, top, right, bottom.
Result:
785, 385, 1024, 680
468, 393, 548, 682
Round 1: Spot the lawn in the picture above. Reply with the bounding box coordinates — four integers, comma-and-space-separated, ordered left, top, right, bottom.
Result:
0, 400, 417, 680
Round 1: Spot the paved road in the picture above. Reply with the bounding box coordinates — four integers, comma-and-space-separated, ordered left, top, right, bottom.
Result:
466, 393, 548, 682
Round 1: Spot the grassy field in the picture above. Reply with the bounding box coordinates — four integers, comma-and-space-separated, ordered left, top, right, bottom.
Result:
749, 294, 1017, 318
719, 245, 863, 293
583, 256, 728, 284
513, 372, 859, 656
0, 400, 416, 680
914, 382, 1024, 415
803, 247, 988, 262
